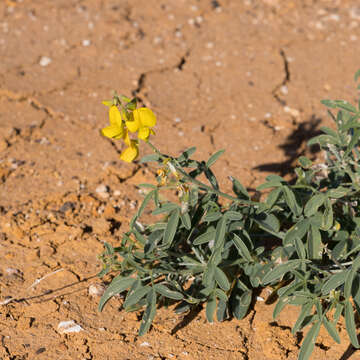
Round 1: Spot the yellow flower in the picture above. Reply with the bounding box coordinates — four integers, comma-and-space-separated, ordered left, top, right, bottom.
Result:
119, 131, 139, 162
101, 106, 126, 140
126, 108, 156, 141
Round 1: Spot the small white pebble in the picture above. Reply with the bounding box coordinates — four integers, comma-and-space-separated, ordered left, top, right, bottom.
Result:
82, 39, 91, 46
264, 112, 272, 118
178, 131, 184, 136
280, 85, 288, 95
88, 283, 105, 297
256, 296, 265, 301
196, 16, 203, 24
140, 342, 151, 347
57, 320, 83, 334
215, 61, 222, 67
5, 268, 21, 276
188, 18, 195, 25
96, 184, 109, 199
284, 106, 300, 117
206, 42, 214, 49
39, 56, 52, 67
113, 190, 121, 197
174, 117, 181, 123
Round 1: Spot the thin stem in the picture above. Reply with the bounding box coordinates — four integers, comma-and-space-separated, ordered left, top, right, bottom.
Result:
146, 141, 251, 204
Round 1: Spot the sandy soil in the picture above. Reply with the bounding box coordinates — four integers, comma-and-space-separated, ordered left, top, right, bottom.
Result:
1, 0, 360, 359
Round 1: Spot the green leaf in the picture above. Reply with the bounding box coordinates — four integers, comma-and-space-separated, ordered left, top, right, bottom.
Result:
140, 154, 161, 163
177, 147, 197, 162
334, 100, 358, 113
123, 285, 151, 309
327, 187, 349, 199
298, 156, 313, 169
266, 187, 282, 208
206, 149, 225, 167
180, 212, 191, 230
308, 134, 340, 146
214, 288, 228, 302
214, 267, 230, 291
154, 284, 183, 300
345, 300, 360, 348
294, 237, 306, 259
214, 216, 227, 250
292, 302, 313, 334
216, 299, 228, 322
152, 202, 179, 215
232, 233, 252, 261
355, 69, 360, 82
230, 176, 250, 200
320, 126, 339, 138
321, 271, 347, 295
162, 208, 180, 248
257, 181, 283, 190
98, 276, 136, 311
323, 316, 341, 344
193, 229, 216, 245
130, 190, 154, 227
345, 256, 360, 298
206, 294, 217, 323
298, 321, 321, 360
224, 211, 243, 221
282, 186, 302, 217
203, 264, 215, 287
254, 213, 280, 233
321, 199, 333, 231
273, 297, 290, 318
232, 290, 252, 320
321, 99, 337, 108
304, 194, 325, 218
307, 225, 322, 260
139, 289, 156, 336
262, 260, 303, 285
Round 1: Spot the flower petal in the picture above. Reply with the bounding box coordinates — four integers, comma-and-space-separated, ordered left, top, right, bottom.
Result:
123, 129, 131, 146
126, 112, 140, 132
120, 143, 139, 162
138, 127, 150, 141
134, 108, 156, 128
101, 125, 122, 139
109, 106, 122, 127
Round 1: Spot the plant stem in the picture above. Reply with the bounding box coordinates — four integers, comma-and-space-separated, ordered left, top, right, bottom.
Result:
146, 141, 251, 204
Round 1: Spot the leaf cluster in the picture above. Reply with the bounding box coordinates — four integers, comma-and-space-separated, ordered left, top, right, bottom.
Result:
98, 77, 360, 360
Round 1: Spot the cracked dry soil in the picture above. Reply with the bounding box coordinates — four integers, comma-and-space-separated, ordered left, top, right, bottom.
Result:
1, 0, 360, 359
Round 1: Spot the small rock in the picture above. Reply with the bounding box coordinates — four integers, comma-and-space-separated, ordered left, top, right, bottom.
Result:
57, 320, 83, 334
95, 184, 109, 199
82, 39, 91, 46
88, 283, 105, 297
140, 342, 151, 347
284, 106, 300, 118
113, 190, 121, 197
39, 56, 52, 67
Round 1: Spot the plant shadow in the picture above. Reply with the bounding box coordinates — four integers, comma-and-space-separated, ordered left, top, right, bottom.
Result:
254, 115, 323, 177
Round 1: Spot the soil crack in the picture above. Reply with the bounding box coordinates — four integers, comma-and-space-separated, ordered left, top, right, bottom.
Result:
271, 49, 291, 106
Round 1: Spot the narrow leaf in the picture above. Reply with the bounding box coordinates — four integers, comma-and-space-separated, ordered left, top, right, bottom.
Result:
139, 289, 156, 336
154, 284, 183, 300
214, 267, 230, 291
206, 295, 217, 323
345, 300, 360, 348
206, 149, 225, 167
98, 276, 136, 311
162, 208, 180, 248
298, 321, 321, 360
